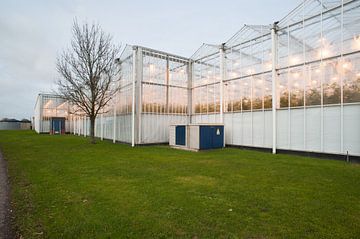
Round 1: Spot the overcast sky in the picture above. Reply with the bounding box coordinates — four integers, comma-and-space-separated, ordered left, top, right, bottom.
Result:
0, 0, 298, 119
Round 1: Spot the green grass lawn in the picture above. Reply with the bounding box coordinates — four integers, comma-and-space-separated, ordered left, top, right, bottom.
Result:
0, 131, 359, 238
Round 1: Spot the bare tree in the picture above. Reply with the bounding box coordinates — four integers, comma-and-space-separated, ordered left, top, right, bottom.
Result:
57, 21, 121, 143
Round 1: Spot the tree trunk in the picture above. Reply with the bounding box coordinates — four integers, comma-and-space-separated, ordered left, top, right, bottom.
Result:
90, 116, 96, 144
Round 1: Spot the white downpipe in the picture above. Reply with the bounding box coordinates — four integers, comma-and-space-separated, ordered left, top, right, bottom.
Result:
131, 47, 137, 147
271, 23, 278, 154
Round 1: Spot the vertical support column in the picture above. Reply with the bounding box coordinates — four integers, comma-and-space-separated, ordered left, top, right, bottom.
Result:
219, 43, 226, 124
84, 116, 86, 137
73, 115, 76, 135
135, 47, 143, 144
135, 47, 143, 145
302, 1, 307, 151
271, 22, 279, 154
39, 94, 43, 133
340, 0, 344, 153
94, 116, 97, 139
113, 103, 116, 143
187, 60, 193, 125
78, 116, 80, 135
131, 46, 142, 146
320, 0, 324, 152
100, 112, 104, 141
186, 60, 193, 147
131, 46, 137, 147
165, 56, 170, 113
74, 116, 79, 135
113, 70, 120, 144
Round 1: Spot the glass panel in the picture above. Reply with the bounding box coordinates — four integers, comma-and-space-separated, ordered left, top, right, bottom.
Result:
306, 64, 321, 106
289, 67, 304, 107
343, 54, 360, 103
242, 77, 251, 111
323, 59, 341, 105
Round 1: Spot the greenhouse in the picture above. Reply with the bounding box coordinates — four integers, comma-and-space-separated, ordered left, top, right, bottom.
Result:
62, 0, 360, 156
34, 93, 70, 134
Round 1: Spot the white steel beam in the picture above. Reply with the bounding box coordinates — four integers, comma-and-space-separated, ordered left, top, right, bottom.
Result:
219, 44, 225, 124
131, 46, 137, 147
84, 116, 86, 137
187, 60, 193, 124
271, 22, 279, 154
113, 103, 116, 143
340, 0, 344, 153
100, 113, 103, 141
136, 47, 143, 144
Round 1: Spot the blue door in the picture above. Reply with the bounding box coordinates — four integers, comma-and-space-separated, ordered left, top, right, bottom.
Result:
199, 126, 224, 149
175, 126, 186, 146
51, 118, 65, 134
212, 126, 224, 148
199, 126, 212, 149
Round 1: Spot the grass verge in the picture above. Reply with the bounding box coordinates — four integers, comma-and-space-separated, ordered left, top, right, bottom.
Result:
0, 130, 359, 238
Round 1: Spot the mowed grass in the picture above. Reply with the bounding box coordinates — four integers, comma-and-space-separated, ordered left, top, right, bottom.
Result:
0, 131, 359, 238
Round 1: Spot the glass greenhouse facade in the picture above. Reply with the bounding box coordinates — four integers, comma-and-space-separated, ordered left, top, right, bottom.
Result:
66, 0, 360, 156
34, 93, 70, 133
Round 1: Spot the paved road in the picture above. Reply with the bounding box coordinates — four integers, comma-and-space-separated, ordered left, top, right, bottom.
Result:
0, 150, 12, 239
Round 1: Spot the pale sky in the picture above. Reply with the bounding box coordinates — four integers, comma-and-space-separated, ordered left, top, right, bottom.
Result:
0, 0, 298, 119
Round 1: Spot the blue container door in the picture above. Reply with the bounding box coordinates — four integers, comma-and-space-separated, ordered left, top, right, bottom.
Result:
199, 126, 224, 149
199, 126, 212, 149
212, 126, 224, 148
175, 126, 186, 146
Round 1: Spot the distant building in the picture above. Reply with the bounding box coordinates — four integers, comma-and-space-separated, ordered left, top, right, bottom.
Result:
0, 118, 31, 130
34, 93, 70, 134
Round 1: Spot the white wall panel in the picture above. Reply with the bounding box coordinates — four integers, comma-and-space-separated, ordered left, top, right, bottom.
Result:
242, 112, 252, 146
264, 111, 273, 148
231, 113, 243, 145
103, 116, 114, 140
141, 114, 187, 144
42, 120, 50, 133
290, 109, 304, 150
224, 111, 271, 149
116, 114, 132, 143
323, 106, 341, 154
277, 110, 289, 149
252, 112, 263, 147
224, 113, 233, 145
305, 107, 321, 152
191, 114, 220, 124
343, 104, 360, 155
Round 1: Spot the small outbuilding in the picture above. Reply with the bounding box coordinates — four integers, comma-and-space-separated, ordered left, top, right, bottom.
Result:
170, 124, 224, 151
